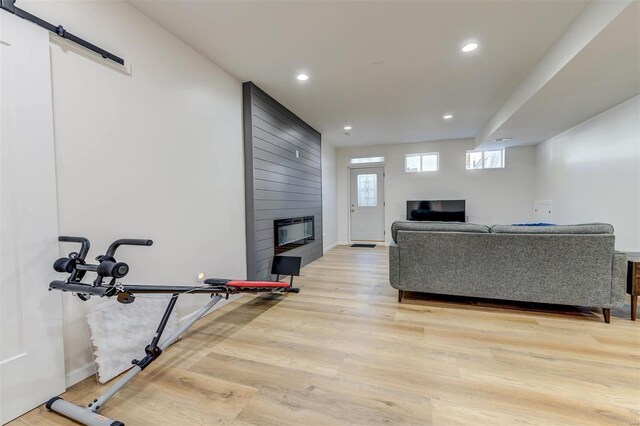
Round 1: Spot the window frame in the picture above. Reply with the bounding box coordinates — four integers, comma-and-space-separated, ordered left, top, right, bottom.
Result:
405, 152, 439, 173
348, 156, 385, 166
465, 149, 505, 170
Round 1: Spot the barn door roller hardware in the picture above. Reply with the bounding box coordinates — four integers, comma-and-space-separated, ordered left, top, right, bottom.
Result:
0, 0, 124, 66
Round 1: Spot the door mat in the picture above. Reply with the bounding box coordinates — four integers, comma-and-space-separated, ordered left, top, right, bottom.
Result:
351, 244, 376, 248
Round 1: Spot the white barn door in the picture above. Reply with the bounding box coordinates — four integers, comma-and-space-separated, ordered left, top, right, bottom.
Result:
0, 13, 65, 423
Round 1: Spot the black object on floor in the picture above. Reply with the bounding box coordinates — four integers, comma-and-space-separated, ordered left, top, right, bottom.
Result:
351, 244, 376, 248
271, 255, 302, 286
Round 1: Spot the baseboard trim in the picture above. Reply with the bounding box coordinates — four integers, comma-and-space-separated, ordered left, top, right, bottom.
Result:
66, 363, 97, 388
323, 242, 339, 253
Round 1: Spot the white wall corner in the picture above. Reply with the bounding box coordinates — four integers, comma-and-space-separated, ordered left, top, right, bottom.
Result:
323, 242, 338, 253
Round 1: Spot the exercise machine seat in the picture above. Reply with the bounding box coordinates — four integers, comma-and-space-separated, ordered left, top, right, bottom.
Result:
225, 280, 290, 288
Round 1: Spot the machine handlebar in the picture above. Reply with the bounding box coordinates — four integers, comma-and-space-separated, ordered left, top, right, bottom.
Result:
54, 237, 152, 284
58, 236, 90, 260
105, 239, 153, 257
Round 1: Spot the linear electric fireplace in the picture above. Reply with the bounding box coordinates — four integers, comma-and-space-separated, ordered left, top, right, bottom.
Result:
274, 216, 315, 255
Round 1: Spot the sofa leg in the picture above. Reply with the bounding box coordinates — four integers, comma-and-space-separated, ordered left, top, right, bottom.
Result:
398, 290, 404, 303
603, 308, 611, 324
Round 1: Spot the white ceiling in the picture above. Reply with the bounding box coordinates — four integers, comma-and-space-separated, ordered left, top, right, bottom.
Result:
130, 0, 599, 147
484, 1, 640, 148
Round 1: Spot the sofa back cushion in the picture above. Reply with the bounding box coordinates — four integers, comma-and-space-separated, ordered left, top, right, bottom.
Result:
490, 223, 614, 234
391, 220, 490, 242
394, 230, 616, 306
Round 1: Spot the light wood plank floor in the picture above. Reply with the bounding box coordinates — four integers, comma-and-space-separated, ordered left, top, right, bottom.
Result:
12, 246, 640, 425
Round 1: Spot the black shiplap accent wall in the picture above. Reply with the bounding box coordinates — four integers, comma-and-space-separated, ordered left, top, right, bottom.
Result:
243, 82, 323, 280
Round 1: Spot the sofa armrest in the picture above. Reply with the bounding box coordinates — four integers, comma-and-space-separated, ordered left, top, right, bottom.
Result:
611, 251, 628, 306
389, 242, 400, 288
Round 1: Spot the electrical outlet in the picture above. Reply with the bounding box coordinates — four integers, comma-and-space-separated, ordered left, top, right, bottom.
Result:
197, 272, 205, 282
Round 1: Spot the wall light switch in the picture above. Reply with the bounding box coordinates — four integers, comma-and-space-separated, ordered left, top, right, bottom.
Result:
295, 150, 299, 158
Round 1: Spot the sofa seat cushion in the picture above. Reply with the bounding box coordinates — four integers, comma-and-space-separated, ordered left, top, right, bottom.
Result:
490, 223, 614, 234
391, 220, 490, 242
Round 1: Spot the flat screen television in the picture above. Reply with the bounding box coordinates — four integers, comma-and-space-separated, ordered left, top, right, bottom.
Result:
406, 200, 465, 222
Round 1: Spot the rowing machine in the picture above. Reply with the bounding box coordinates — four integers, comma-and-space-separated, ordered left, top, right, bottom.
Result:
46, 236, 299, 426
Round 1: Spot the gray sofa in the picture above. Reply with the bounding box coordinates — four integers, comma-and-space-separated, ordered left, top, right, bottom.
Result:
389, 221, 627, 322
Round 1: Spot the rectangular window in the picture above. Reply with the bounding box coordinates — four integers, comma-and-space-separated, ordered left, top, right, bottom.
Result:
356, 174, 377, 206
484, 150, 504, 168
466, 149, 504, 169
349, 156, 384, 165
405, 153, 439, 173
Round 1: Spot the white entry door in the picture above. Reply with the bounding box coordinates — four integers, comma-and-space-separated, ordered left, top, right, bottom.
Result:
0, 13, 65, 423
350, 167, 385, 241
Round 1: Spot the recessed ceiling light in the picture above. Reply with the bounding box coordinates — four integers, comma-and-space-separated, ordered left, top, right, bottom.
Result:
443, 114, 453, 119
344, 126, 352, 131
495, 137, 513, 142
296, 73, 309, 81
462, 42, 478, 53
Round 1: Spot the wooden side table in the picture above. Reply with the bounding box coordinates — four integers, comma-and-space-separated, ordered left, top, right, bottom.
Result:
626, 252, 640, 321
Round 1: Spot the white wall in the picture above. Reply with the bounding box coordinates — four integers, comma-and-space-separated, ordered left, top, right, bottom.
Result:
536, 95, 640, 251
20, 1, 245, 385
321, 142, 338, 251
337, 139, 537, 245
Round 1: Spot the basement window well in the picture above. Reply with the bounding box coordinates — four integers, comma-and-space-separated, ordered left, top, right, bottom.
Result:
466, 149, 504, 170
